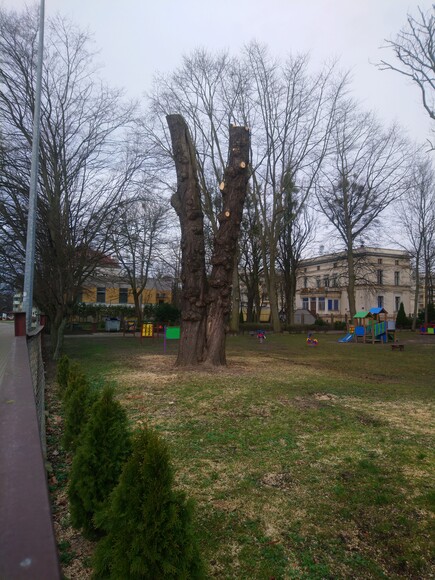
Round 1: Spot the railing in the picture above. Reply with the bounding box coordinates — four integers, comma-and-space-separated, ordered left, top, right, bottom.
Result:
0, 313, 60, 579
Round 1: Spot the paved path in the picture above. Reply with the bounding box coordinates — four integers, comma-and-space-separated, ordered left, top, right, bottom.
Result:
0, 322, 14, 388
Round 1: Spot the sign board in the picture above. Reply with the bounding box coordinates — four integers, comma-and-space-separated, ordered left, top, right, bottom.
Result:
165, 326, 180, 339
142, 323, 153, 337
349, 325, 355, 333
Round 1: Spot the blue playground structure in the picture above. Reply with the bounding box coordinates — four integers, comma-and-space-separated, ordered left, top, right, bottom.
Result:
338, 307, 396, 344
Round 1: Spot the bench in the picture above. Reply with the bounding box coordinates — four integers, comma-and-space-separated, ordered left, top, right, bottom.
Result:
391, 344, 404, 351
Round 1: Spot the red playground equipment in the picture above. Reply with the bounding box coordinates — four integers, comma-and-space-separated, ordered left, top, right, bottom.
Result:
306, 333, 318, 346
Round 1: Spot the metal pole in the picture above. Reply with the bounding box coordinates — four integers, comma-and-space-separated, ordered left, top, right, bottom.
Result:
23, 0, 45, 333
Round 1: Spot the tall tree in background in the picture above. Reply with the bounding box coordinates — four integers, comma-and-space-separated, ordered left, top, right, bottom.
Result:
149, 46, 347, 334
378, 5, 435, 145
396, 158, 435, 327
242, 44, 348, 332
316, 103, 411, 317
276, 174, 316, 325
0, 7, 142, 357
110, 195, 170, 326
167, 114, 250, 366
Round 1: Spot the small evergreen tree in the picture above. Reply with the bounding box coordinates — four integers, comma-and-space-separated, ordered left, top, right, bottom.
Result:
68, 385, 131, 538
396, 302, 409, 328
62, 371, 98, 453
56, 355, 70, 397
92, 428, 204, 579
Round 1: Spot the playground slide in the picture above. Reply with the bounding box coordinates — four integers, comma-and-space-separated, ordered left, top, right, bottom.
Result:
338, 333, 354, 343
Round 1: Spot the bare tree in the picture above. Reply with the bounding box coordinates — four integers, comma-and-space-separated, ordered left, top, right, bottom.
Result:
167, 114, 250, 366
243, 43, 348, 332
316, 103, 411, 317
110, 194, 170, 326
378, 5, 435, 144
395, 158, 435, 326
0, 6, 141, 357
276, 176, 316, 325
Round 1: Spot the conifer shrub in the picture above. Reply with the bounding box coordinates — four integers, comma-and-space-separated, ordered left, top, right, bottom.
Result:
396, 302, 410, 328
56, 355, 70, 398
68, 385, 132, 539
62, 370, 98, 453
92, 428, 205, 579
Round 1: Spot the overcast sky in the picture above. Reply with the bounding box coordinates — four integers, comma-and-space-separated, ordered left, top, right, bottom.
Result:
1, 0, 432, 147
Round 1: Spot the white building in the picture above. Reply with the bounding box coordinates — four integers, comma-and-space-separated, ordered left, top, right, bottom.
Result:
295, 247, 412, 322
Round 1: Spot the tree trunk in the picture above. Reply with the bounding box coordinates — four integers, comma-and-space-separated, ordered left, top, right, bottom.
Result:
204, 125, 250, 365
229, 254, 240, 334
346, 243, 357, 317
412, 256, 420, 331
167, 116, 250, 366
167, 114, 208, 366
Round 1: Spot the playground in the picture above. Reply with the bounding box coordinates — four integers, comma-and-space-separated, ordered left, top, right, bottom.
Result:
55, 331, 434, 579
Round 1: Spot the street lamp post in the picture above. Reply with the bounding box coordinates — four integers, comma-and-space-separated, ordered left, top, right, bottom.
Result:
22, 0, 45, 332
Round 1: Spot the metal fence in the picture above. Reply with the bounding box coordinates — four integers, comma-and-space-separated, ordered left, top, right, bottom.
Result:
0, 316, 60, 579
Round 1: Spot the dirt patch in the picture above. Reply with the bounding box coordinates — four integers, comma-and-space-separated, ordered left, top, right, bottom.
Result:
260, 472, 294, 490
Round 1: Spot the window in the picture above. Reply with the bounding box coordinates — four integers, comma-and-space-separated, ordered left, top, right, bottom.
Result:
378, 258, 383, 264
394, 271, 400, 285
324, 276, 330, 287
328, 299, 339, 311
316, 276, 321, 288
119, 287, 129, 304
332, 275, 338, 287
303, 277, 308, 288
304, 268, 307, 273
333, 262, 338, 268
96, 287, 106, 303
395, 260, 399, 266
76, 291, 83, 303
317, 265, 320, 271
377, 269, 383, 285
395, 296, 401, 312
302, 297, 309, 310
318, 297, 325, 311
378, 295, 384, 308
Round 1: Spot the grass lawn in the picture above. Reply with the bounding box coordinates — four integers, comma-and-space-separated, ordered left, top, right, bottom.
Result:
61, 332, 434, 579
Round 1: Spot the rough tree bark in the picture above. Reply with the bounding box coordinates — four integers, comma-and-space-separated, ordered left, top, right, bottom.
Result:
167, 114, 250, 366
167, 115, 208, 366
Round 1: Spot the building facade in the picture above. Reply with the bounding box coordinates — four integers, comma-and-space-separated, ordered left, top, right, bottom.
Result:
295, 247, 413, 322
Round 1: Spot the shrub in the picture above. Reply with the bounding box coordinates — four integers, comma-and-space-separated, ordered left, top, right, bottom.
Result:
62, 370, 98, 453
333, 321, 347, 331
68, 385, 131, 539
92, 428, 205, 579
56, 355, 70, 398
396, 302, 411, 329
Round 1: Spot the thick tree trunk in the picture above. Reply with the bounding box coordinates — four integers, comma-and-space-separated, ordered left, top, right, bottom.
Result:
167, 116, 250, 366
204, 125, 250, 365
167, 114, 208, 366
229, 254, 240, 334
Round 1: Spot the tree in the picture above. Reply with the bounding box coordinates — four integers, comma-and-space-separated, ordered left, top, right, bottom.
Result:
92, 428, 204, 579
395, 157, 435, 327
378, 5, 435, 143
68, 385, 131, 539
149, 46, 348, 335
396, 301, 409, 328
0, 6, 142, 358
110, 195, 170, 326
276, 175, 316, 325
167, 114, 250, 366
316, 103, 411, 317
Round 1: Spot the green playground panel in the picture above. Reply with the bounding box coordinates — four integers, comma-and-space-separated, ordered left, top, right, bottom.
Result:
428, 327, 434, 335
166, 326, 181, 339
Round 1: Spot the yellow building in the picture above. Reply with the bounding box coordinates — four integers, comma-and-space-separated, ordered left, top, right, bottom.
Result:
79, 266, 173, 308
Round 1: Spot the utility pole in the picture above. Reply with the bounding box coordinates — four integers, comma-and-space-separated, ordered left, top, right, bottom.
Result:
22, 0, 45, 332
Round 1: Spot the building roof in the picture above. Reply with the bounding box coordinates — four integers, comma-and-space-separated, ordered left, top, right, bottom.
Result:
354, 310, 373, 319
369, 307, 388, 315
